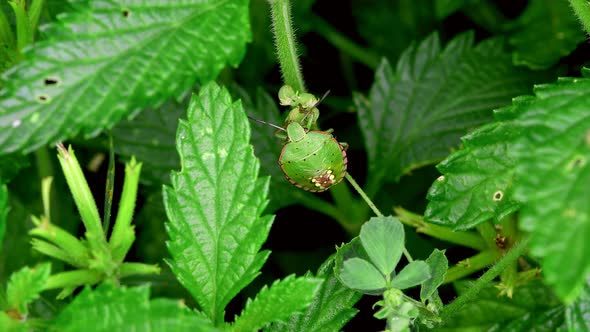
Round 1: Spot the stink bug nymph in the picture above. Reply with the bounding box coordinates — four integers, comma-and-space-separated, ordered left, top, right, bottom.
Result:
247, 117, 348, 192
279, 122, 348, 192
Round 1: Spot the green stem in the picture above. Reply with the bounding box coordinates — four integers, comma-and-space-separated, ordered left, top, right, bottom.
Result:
394, 207, 487, 251
103, 134, 115, 232
443, 250, 499, 284
439, 237, 530, 323
475, 221, 498, 249
569, 0, 590, 35
309, 15, 381, 69
345, 173, 413, 263
35, 147, 54, 180
329, 180, 364, 235
268, 0, 306, 92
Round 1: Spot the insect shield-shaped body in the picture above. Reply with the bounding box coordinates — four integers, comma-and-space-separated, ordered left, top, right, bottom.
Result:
279, 122, 347, 192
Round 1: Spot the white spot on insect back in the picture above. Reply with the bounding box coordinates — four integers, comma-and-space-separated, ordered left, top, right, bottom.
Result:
12, 119, 21, 128
218, 148, 227, 158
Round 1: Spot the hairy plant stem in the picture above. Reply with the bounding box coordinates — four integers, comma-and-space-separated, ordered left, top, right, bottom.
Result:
443, 250, 499, 284
308, 15, 380, 69
345, 173, 414, 263
439, 237, 530, 323
569, 0, 590, 35
268, 0, 305, 93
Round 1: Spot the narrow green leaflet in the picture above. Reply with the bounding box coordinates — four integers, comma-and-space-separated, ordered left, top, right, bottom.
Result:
437, 280, 562, 331
508, 0, 586, 69
231, 85, 313, 211
265, 259, 361, 332
390, 261, 430, 290
424, 102, 528, 229
565, 281, 590, 331
232, 275, 322, 332
354, 32, 551, 192
51, 283, 216, 332
163, 83, 274, 323
0, 0, 251, 154
359, 216, 404, 276
0, 184, 6, 246
5, 263, 50, 315
512, 75, 590, 303
420, 249, 448, 302
112, 98, 186, 186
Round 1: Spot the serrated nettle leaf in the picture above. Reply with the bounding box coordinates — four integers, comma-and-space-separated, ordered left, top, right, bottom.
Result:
390, 260, 430, 290
565, 281, 590, 331
232, 275, 322, 332
6, 263, 51, 315
420, 249, 448, 302
438, 280, 562, 331
230, 84, 311, 212
508, 0, 586, 69
354, 31, 553, 192
340, 258, 387, 293
511, 76, 590, 303
112, 98, 187, 186
265, 258, 361, 332
51, 283, 216, 332
359, 216, 404, 276
425, 111, 522, 230
163, 82, 274, 323
0, 0, 251, 154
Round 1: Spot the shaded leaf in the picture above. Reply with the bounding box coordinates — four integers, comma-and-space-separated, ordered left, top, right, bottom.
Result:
359, 216, 404, 276
0, 184, 6, 246
51, 283, 216, 332
390, 260, 430, 290
435, 0, 480, 19
420, 249, 448, 302
354, 32, 552, 193
232, 275, 322, 331
0, 154, 29, 184
565, 281, 590, 331
265, 258, 361, 332
163, 83, 273, 321
6, 263, 50, 315
512, 75, 590, 302
0, 0, 250, 154
508, 0, 586, 69
424, 102, 527, 229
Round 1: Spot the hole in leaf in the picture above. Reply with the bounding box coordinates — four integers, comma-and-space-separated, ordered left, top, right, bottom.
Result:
493, 191, 503, 202
122, 9, 130, 18
44, 77, 60, 86
37, 95, 50, 103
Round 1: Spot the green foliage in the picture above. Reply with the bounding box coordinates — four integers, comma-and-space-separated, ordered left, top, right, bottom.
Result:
565, 281, 590, 331
0, 184, 6, 246
420, 249, 448, 302
51, 283, 215, 332
3, 263, 50, 315
265, 259, 361, 332
232, 275, 322, 331
0, 154, 28, 183
360, 216, 404, 276
508, 0, 586, 69
163, 82, 273, 324
435, 0, 479, 19
0, 0, 250, 154
354, 31, 552, 193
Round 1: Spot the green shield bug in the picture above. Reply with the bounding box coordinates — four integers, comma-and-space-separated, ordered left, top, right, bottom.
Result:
247, 117, 348, 192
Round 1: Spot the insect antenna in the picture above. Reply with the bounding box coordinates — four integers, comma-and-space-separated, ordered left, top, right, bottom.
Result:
247, 115, 286, 132
311, 89, 331, 109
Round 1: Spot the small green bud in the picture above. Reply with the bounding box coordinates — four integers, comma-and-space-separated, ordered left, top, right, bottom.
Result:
278, 85, 296, 106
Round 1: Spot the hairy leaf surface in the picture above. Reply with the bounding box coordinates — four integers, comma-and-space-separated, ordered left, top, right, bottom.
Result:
232, 275, 322, 331
0, 0, 250, 154
163, 83, 273, 322
355, 32, 551, 192
265, 259, 360, 332
51, 283, 215, 331
508, 0, 585, 69
6, 263, 50, 315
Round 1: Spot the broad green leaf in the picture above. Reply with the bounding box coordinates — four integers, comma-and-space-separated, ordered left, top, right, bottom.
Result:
0, 0, 250, 154
6, 263, 50, 315
340, 258, 386, 292
0, 184, 6, 246
163, 83, 274, 322
488, 306, 566, 332
508, 0, 586, 69
437, 280, 562, 331
265, 258, 361, 332
51, 283, 216, 332
231, 85, 313, 212
232, 275, 322, 331
565, 281, 590, 331
352, 0, 436, 63
512, 75, 590, 302
424, 102, 527, 229
390, 260, 430, 290
420, 249, 448, 302
354, 32, 551, 192
112, 98, 186, 186
435, 0, 480, 19
359, 216, 404, 276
